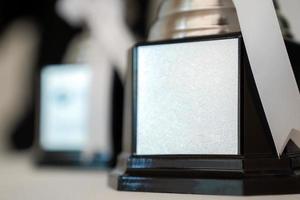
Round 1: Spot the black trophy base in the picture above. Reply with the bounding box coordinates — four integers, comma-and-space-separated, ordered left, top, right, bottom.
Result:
109, 34, 300, 196
110, 173, 300, 196
36, 151, 112, 169
109, 153, 300, 196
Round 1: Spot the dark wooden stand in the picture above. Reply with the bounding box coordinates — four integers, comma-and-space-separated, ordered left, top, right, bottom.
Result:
109, 34, 300, 195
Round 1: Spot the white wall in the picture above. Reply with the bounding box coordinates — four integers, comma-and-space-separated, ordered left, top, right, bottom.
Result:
278, 0, 300, 41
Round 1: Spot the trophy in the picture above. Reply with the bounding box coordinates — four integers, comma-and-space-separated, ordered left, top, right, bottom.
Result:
110, 0, 300, 195
36, 64, 112, 167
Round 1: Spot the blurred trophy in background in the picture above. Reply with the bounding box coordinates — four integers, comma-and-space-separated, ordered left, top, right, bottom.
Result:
110, 0, 300, 195
35, 0, 135, 168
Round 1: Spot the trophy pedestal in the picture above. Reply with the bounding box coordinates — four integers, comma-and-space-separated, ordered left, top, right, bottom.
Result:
110, 153, 300, 195
36, 151, 111, 168
110, 33, 300, 195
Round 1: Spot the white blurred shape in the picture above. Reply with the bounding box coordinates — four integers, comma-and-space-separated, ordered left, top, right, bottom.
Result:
57, 0, 134, 78
40, 65, 91, 151
56, 0, 135, 160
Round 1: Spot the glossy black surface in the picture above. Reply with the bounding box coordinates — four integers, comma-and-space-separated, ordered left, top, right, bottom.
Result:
36, 151, 111, 168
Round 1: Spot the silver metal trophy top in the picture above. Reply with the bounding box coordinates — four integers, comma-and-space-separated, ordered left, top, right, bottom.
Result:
148, 0, 292, 41
149, 0, 240, 41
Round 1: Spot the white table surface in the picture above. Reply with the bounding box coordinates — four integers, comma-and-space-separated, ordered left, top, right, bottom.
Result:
1, 152, 300, 200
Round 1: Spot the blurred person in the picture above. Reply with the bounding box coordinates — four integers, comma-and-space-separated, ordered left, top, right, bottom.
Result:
56, 0, 136, 163
0, 0, 149, 157
0, 0, 81, 150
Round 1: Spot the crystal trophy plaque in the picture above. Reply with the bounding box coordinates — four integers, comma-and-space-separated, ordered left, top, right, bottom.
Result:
110, 0, 300, 195
36, 64, 111, 167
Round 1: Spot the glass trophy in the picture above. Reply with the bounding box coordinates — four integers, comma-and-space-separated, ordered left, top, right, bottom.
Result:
110, 0, 300, 195
36, 64, 111, 167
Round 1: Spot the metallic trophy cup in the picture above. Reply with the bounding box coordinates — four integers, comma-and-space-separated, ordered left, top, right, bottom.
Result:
149, 0, 292, 41
149, 0, 240, 40
110, 0, 300, 195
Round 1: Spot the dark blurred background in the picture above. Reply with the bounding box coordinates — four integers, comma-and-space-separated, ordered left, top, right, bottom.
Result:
0, 0, 154, 151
